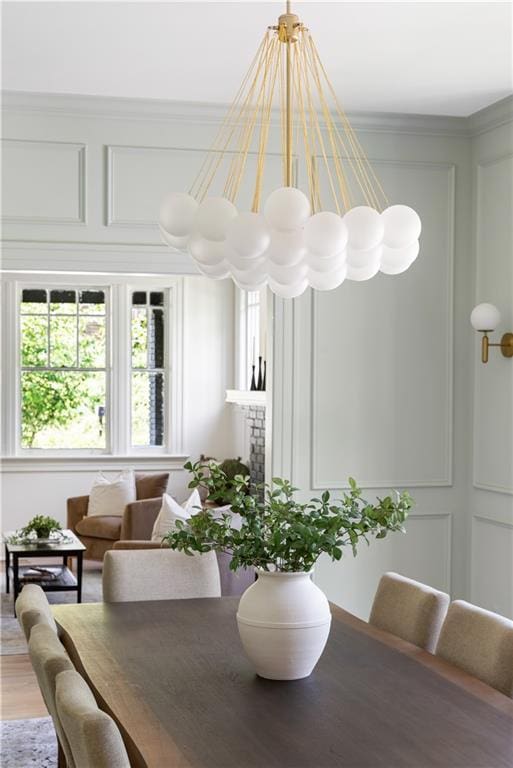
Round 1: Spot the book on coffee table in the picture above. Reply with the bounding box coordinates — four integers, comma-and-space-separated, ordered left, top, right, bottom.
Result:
20, 566, 59, 582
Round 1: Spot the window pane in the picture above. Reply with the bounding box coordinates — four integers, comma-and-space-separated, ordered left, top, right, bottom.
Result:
79, 290, 105, 315
79, 317, 106, 368
21, 289, 47, 314
131, 372, 164, 447
21, 371, 106, 449
131, 308, 147, 368
50, 290, 77, 314
50, 316, 77, 367
21, 316, 48, 367
149, 309, 164, 369
150, 292, 164, 307
132, 291, 147, 306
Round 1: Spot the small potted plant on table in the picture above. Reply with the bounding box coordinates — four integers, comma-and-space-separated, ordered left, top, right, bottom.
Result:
165, 467, 412, 681
20, 515, 62, 540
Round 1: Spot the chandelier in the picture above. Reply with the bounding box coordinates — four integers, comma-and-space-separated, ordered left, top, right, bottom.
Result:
159, 2, 421, 298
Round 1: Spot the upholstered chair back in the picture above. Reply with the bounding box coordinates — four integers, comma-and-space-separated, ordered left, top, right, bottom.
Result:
102, 548, 221, 602
15, 583, 58, 641
56, 669, 130, 768
369, 572, 450, 652
436, 600, 513, 697
28, 623, 76, 768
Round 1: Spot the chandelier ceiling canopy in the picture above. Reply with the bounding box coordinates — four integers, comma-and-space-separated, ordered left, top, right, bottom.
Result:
159, 2, 422, 298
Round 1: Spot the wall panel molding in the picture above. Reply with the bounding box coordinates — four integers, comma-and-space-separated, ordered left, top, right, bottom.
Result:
310, 160, 455, 490
472, 152, 513, 496
2, 138, 86, 225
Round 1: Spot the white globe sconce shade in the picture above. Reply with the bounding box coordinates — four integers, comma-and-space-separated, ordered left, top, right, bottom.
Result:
470, 303, 501, 331
470, 303, 513, 364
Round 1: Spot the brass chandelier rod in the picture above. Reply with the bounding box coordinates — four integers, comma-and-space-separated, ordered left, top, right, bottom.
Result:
187, 0, 388, 216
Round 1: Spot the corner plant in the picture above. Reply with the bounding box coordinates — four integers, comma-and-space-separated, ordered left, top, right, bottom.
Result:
20, 515, 62, 539
187, 458, 249, 506
164, 463, 413, 572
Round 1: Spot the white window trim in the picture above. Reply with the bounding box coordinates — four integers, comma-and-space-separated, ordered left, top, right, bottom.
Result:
1, 273, 187, 468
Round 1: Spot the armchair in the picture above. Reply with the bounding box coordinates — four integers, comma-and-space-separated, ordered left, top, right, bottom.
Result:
67, 473, 168, 561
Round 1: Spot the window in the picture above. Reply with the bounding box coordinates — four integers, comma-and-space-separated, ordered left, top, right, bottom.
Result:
2, 278, 181, 458
237, 288, 267, 390
131, 291, 166, 447
20, 288, 107, 450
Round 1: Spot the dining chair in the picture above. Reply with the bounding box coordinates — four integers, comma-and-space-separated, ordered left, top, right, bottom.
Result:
369, 572, 450, 652
56, 669, 130, 768
15, 583, 58, 641
28, 622, 76, 768
435, 600, 513, 697
102, 548, 222, 602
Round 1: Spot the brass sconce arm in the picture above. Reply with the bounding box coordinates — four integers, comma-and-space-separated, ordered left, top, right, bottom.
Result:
479, 331, 513, 364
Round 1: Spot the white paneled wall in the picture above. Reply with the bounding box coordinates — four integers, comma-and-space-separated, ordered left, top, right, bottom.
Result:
469, 110, 513, 618
1, 92, 512, 618
1, 94, 241, 530
273, 97, 513, 619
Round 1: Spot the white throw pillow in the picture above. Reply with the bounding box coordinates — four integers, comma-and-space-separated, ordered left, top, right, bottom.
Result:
151, 489, 202, 542
88, 470, 136, 517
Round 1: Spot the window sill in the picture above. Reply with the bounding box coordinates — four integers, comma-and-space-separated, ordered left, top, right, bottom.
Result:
0, 454, 189, 473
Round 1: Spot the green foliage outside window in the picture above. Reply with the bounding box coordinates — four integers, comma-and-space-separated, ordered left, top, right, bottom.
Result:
20, 290, 106, 449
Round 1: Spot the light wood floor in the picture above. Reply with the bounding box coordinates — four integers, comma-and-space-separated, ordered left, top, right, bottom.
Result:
1, 654, 48, 720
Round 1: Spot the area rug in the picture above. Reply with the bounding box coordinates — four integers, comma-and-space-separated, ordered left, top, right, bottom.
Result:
1, 564, 103, 655
0, 717, 57, 767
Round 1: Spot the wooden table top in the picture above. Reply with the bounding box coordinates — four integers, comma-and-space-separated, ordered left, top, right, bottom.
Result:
53, 598, 513, 768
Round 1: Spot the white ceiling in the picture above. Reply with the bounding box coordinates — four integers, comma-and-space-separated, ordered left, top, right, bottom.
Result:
2, 1, 512, 117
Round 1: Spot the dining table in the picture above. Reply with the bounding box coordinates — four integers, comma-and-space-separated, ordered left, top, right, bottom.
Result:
53, 597, 513, 768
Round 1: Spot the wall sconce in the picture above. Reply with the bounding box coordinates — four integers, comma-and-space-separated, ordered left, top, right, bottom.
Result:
470, 303, 513, 363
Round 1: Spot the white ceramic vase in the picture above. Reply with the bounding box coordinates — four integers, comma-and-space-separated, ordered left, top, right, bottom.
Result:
236, 570, 331, 680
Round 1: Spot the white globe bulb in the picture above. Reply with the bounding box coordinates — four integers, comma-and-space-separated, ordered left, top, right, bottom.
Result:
265, 229, 306, 266
307, 251, 346, 273
269, 277, 309, 299
308, 262, 347, 291
381, 205, 421, 249
268, 261, 308, 286
232, 264, 268, 290
188, 235, 226, 265
380, 242, 420, 275
263, 187, 311, 231
194, 197, 238, 242
343, 206, 384, 251
226, 251, 265, 271
305, 212, 348, 258
470, 302, 501, 331
346, 245, 382, 269
159, 193, 198, 237
159, 225, 189, 250
226, 212, 270, 259
346, 254, 381, 282
195, 260, 230, 279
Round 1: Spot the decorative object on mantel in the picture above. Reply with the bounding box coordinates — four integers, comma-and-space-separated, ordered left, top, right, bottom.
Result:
165, 468, 413, 680
159, 1, 421, 297
470, 303, 513, 363
5, 516, 67, 545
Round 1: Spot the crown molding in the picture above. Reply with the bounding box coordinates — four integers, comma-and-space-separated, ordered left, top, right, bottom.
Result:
468, 94, 513, 137
2, 90, 472, 138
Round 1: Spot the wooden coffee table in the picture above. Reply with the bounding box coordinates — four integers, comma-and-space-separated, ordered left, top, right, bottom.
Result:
4, 529, 85, 615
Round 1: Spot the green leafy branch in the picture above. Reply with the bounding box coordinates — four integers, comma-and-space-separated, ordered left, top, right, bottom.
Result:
164, 464, 413, 572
